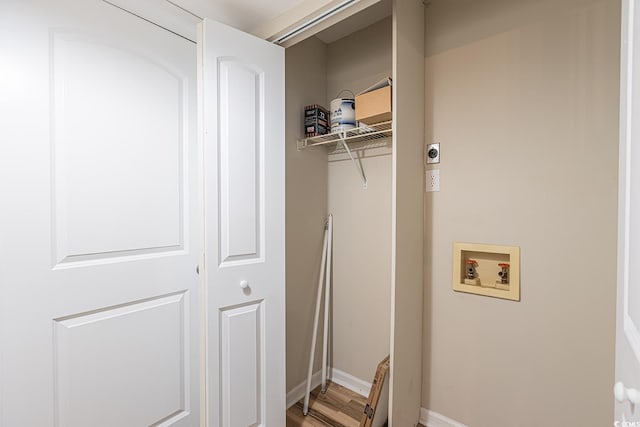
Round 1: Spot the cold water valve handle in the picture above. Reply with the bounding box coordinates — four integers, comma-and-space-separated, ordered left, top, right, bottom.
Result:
465, 259, 478, 280
498, 263, 510, 284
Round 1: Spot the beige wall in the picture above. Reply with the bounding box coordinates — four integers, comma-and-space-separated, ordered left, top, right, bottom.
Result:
422, 0, 620, 426
285, 18, 392, 393
326, 17, 392, 104
326, 17, 392, 383
327, 151, 392, 382
285, 36, 329, 392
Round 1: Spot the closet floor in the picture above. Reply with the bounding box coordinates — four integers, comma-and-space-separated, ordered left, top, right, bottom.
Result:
285, 380, 425, 427
286, 381, 366, 427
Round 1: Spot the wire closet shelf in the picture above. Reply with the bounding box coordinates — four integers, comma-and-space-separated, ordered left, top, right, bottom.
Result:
297, 120, 392, 152
296, 120, 392, 189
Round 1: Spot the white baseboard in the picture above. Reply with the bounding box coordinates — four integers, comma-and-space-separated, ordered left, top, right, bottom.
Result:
286, 368, 371, 409
329, 368, 372, 397
419, 408, 467, 427
287, 370, 323, 408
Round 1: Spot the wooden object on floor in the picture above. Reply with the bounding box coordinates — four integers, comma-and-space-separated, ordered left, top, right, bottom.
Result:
287, 381, 367, 427
360, 356, 390, 427
285, 379, 425, 427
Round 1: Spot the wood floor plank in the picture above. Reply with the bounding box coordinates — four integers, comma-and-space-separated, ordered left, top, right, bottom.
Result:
286, 381, 367, 427
287, 402, 331, 427
285, 381, 429, 427
342, 399, 366, 421
294, 402, 353, 427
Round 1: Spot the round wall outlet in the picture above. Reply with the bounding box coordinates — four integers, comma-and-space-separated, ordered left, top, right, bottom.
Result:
426, 143, 440, 164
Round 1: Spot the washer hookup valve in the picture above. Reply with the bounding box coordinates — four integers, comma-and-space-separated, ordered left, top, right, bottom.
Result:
497, 263, 510, 285
465, 259, 477, 279
464, 259, 480, 286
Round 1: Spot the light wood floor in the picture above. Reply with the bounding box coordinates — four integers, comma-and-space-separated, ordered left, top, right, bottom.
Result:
286, 381, 425, 427
287, 381, 367, 427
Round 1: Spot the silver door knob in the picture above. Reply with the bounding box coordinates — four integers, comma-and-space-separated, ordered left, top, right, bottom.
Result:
614, 382, 640, 405
240, 280, 249, 289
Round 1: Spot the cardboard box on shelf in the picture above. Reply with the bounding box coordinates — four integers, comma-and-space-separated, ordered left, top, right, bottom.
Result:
304, 104, 330, 137
355, 77, 392, 125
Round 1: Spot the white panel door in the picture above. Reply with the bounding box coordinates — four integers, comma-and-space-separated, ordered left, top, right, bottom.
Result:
200, 20, 285, 427
616, 0, 640, 423
0, 1, 200, 426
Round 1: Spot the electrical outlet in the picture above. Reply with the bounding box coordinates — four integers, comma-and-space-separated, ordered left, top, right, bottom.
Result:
426, 169, 440, 192
426, 143, 440, 164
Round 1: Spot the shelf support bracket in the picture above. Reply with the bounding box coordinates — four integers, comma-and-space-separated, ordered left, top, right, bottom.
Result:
339, 137, 367, 189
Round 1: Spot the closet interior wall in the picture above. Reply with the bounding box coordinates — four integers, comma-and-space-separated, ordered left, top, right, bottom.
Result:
285, 36, 329, 393
285, 17, 393, 394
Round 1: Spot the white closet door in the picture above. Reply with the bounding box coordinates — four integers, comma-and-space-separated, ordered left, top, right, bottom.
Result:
615, 0, 640, 423
0, 1, 200, 426
200, 20, 285, 427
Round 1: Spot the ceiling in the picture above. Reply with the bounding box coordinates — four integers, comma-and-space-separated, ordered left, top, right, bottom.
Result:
314, 0, 390, 44
168, 0, 391, 44
169, 0, 309, 33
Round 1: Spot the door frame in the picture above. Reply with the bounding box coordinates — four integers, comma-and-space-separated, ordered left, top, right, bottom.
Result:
103, 0, 200, 42
615, 0, 640, 421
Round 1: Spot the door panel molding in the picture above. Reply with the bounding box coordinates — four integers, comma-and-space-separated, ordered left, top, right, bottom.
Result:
53, 292, 189, 427
220, 301, 265, 427
217, 57, 266, 267
50, 31, 189, 267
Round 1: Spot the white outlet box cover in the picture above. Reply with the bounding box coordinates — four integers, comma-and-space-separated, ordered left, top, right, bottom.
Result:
426, 169, 440, 192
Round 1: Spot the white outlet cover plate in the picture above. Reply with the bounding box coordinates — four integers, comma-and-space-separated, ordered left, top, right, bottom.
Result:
426, 169, 440, 192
